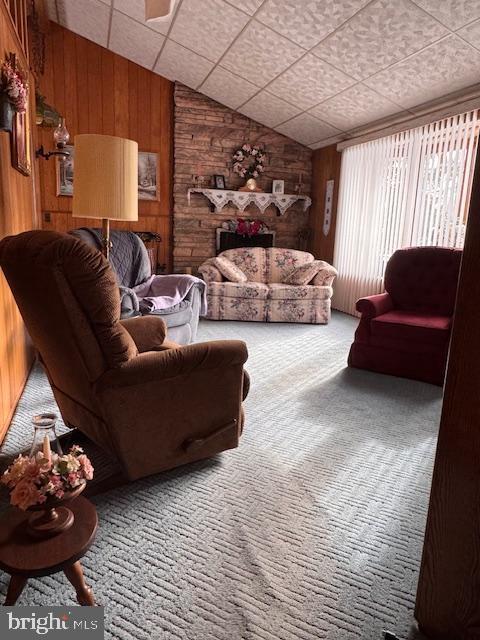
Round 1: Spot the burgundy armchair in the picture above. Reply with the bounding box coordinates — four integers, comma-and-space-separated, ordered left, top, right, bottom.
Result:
348, 247, 462, 386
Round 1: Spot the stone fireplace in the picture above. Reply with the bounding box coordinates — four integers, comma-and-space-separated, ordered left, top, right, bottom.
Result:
173, 83, 313, 272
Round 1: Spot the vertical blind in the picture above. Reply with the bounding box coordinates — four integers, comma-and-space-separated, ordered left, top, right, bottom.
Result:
333, 109, 479, 315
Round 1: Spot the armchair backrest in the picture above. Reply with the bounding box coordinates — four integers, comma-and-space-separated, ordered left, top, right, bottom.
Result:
69, 228, 151, 288
220, 247, 268, 282
218, 247, 315, 283
385, 247, 462, 315
0, 231, 138, 408
266, 248, 314, 283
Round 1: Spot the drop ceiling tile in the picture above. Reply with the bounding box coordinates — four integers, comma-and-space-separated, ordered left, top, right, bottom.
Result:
275, 113, 341, 145
411, 0, 480, 31
221, 21, 304, 86
364, 35, 480, 109
56, 0, 111, 46
169, 0, 249, 62
224, 0, 265, 15
239, 90, 301, 127
309, 84, 402, 130
114, 0, 178, 35
457, 18, 480, 50
109, 11, 165, 69
313, 0, 448, 81
268, 54, 355, 110
155, 40, 213, 88
256, 0, 370, 49
199, 67, 259, 110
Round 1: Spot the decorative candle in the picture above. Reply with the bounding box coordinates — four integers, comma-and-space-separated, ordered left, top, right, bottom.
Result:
43, 434, 52, 463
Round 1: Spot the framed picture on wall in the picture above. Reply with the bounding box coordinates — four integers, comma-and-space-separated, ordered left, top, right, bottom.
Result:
138, 151, 159, 201
56, 144, 75, 196
11, 109, 32, 176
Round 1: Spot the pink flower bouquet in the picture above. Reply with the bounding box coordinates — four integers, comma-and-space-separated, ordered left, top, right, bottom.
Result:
1, 57, 28, 113
1, 445, 94, 511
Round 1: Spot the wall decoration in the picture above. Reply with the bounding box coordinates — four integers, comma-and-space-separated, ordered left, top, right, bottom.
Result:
56, 145, 75, 196
272, 180, 284, 195
1, 53, 30, 174
213, 174, 226, 189
232, 144, 266, 184
323, 179, 334, 237
138, 151, 158, 201
11, 109, 31, 176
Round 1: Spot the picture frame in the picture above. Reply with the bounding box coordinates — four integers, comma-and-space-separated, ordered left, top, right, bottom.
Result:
272, 179, 284, 195
138, 151, 159, 201
56, 144, 75, 196
11, 109, 32, 176
213, 174, 226, 189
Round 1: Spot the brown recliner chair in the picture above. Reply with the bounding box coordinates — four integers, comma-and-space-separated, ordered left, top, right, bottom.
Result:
0, 231, 249, 481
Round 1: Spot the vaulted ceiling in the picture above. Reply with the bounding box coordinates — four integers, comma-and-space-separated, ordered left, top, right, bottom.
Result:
47, 0, 480, 148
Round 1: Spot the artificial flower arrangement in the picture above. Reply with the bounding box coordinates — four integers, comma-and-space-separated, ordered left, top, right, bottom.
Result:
222, 218, 269, 237
232, 144, 266, 180
1, 442, 94, 511
1, 54, 28, 113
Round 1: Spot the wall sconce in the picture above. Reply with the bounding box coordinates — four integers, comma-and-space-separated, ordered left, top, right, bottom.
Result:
36, 117, 70, 160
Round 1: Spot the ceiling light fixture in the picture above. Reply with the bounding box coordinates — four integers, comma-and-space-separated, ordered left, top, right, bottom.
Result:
145, 0, 176, 22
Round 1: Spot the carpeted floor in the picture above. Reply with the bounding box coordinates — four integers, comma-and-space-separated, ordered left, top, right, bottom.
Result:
0, 313, 441, 640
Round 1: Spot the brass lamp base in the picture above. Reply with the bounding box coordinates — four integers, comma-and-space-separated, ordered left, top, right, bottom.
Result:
102, 218, 112, 260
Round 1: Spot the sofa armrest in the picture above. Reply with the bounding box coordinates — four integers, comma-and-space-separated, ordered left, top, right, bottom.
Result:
198, 260, 223, 283
356, 292, 393, 318
96, 339, 248, 390
120, 316, 167, 353
312, 262, 338, 286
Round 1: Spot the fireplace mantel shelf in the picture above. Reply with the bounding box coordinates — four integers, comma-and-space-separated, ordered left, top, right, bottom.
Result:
187, 188, 312, 216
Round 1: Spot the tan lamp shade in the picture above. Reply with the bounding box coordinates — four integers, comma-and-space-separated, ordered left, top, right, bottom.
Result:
72, 134, 138, 222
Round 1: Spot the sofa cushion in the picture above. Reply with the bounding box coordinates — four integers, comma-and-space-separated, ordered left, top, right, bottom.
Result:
283, 260, 327, 286
208, 281, 269, 300
268, 283, 333, 300
220, 247, 267, 283
266, 248, 314, 283
212, 256, 247, 283
371, 310, 451, 345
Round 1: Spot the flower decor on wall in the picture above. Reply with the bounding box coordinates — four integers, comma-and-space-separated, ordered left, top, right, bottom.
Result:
222, 218, 269, 237
1, 445, 94, 511
232, 144, 266, 180
1, 53, 28, 113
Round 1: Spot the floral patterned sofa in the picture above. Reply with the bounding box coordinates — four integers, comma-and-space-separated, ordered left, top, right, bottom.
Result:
198, 247, 337, 324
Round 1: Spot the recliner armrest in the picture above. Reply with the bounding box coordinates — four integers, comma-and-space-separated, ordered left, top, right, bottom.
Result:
96, 339, 248, 390
356, 293, 393, 318
120, 315, 167, 353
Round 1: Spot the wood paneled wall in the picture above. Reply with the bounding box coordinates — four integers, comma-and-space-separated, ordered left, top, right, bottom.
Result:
415, 146, 480, 639
309, 144, 342, 264
37, 22, 174, 270
0, 2, 39, 440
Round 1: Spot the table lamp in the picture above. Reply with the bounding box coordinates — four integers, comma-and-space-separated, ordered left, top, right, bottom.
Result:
72, 134, 138, 260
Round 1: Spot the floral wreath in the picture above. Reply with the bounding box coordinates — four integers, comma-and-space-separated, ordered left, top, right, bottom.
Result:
232, 144, 266, 180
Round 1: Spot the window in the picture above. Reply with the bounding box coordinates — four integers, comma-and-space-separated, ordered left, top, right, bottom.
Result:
333, 110, 479, 315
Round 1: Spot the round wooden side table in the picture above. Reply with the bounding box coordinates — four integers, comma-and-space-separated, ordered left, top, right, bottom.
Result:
0, 496, 97, 606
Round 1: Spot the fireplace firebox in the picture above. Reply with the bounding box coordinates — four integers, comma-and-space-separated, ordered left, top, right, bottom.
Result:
216, 229, 276, 254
